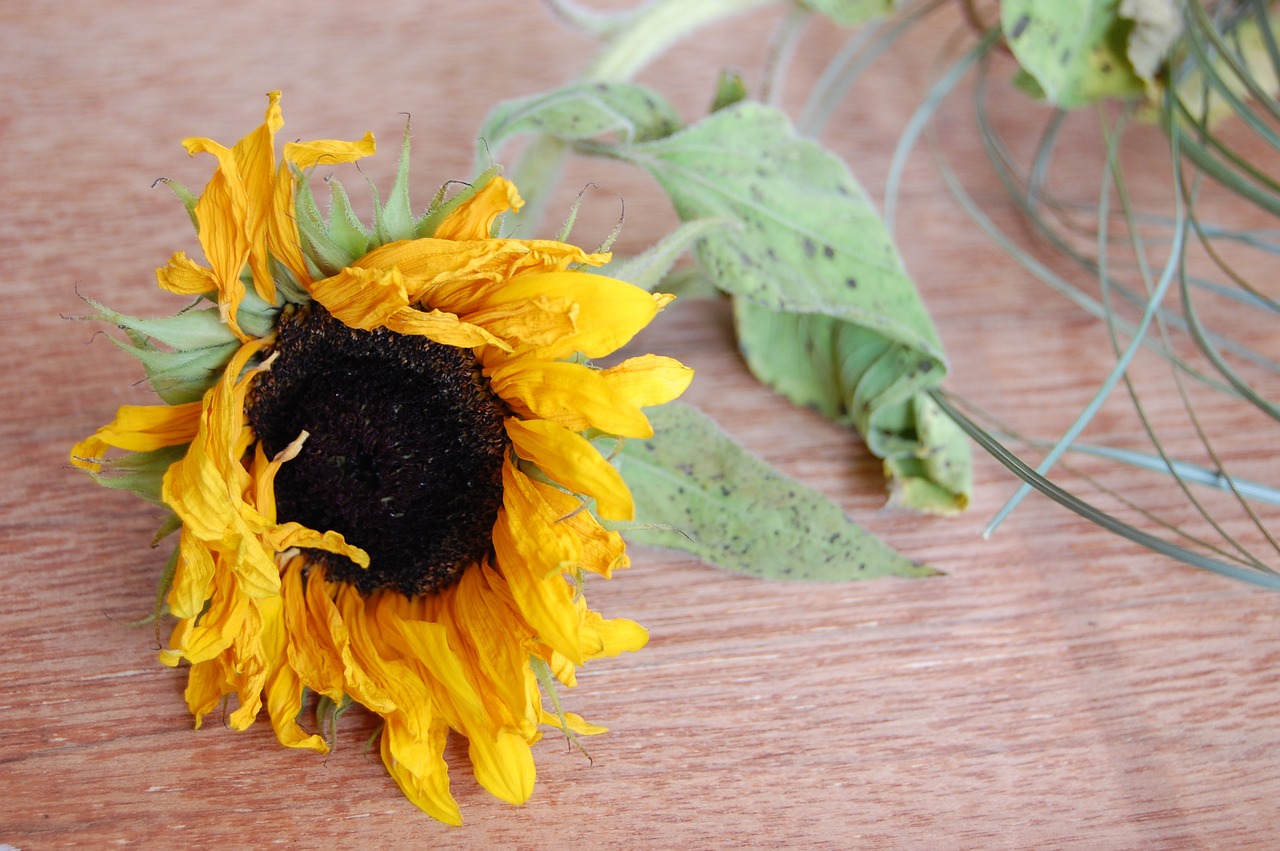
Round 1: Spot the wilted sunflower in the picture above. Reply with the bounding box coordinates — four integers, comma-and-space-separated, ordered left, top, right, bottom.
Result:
70, 92, 691, 824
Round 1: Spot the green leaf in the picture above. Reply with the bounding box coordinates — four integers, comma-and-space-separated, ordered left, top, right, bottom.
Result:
609, 102, 969, 511
1002, 0, 1145, 108
734, 304, 969, 514
611, 403, 937, 580
477, 82, 682, 167
801, 0, 895, 27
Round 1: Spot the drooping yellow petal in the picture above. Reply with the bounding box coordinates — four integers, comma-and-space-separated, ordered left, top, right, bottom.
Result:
491, 464, 584, 664
265, 522, 371, 566
381, 715, 461, 825
600, 354, 695, 409
161, 339, 268, 542
441, 565, 538, 735
488, 356, 653, 438
581, 609, 649, 660
505, 417, 634, 521
156, 251, 217, 297
233, 91, 286, 304
467, 730, 536, 806
381, 306, 510, 350
184, 656, 227, 729
167, 526, 217, 619
307, 264, 410, 330
70, 401, 202, 472
540, 709, 608, 737
432, 175, 524, 241
465, 272, 668, 361
283, 132, 377, 170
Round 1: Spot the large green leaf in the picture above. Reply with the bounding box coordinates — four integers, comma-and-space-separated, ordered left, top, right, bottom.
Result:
1002, 0, 1145, 107
612, 403, 936, 580
610, 102, 969, 512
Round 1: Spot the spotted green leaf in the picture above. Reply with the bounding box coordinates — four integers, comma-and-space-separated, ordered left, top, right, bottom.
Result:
611, 102, 969, 512
612, 403, 936, 580
1002, 0, 1145, 107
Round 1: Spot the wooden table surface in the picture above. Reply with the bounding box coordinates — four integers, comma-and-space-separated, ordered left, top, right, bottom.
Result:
4, 2, 1278, 848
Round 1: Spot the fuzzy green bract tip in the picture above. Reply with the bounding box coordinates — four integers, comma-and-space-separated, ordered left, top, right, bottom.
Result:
610, 403, 937, 580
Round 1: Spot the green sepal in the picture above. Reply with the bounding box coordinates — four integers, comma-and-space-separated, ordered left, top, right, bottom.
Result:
156, 177, 200, 232
322, 178, 373, 260
78, 445, 188, 505
294, 170, 358, 278
609, 403, 937, 581
107, 335, 239, 404
80, 297, 239, 350
374, 124, 415, 244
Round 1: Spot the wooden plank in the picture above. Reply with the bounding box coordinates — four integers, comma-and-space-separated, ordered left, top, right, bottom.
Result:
2, 2, 1277, 847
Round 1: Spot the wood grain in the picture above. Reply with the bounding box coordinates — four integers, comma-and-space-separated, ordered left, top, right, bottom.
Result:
3, 2, 1278, 848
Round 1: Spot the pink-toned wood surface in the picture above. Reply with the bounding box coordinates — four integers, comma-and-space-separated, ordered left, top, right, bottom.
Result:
3, 2, 1278, 847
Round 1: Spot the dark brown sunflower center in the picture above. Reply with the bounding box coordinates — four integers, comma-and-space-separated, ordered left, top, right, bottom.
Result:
247, 306, 507, 596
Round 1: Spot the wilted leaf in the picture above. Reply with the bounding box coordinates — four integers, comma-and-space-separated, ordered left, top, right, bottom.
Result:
610, 102, 969, 511
612, 403, 937, 580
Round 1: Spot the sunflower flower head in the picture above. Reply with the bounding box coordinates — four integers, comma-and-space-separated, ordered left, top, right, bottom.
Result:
70, 91, 691, 824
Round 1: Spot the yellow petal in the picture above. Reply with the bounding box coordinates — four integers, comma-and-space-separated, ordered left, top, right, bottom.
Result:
381, 306, 510, 350
488, 357, 652, 437
600, 354, 694, 409
467, 731, 536, 806
491, 465, 584, 664
381, 716, 461, 825
266, 522, 370, 567
505, 417, 634, 521
540, 709, 608, 737
156, 251, 217, 296
234, 91, 285, 304
307, 264, 410, 330
167, 526, 217, 619
441, 565, 537, 734
184, 657, 227, 728
70, 401, 202, 472
432, 175, 524, 241
283, 132, 377, 170
582, 610, 649, 659
466, 272, 666, 361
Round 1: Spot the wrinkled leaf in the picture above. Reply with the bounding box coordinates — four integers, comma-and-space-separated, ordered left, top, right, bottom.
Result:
735, 304, 970, 514
1003, 0, 1145, 107
611, 403, 936, 580
477, 82, 682, 167
611, 102, 969, 510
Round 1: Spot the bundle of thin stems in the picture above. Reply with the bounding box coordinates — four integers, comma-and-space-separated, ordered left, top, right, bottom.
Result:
868, 0, 1280, 587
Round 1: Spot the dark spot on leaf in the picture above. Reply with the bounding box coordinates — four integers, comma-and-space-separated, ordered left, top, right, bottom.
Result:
846, 277, 858, 289
803, 238, 816, 259
823, 245, 835, 259
1009, 14, 1030, 39
918, 359, 934, 373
